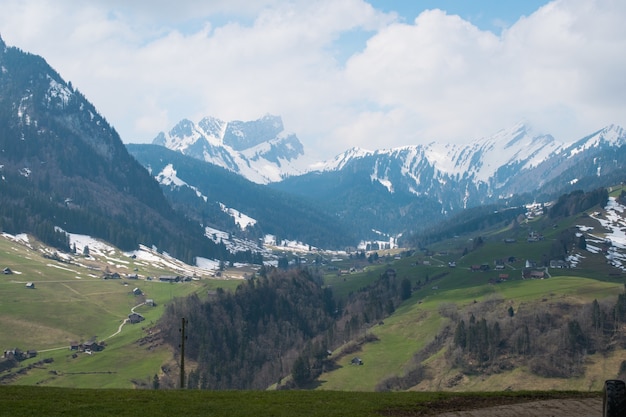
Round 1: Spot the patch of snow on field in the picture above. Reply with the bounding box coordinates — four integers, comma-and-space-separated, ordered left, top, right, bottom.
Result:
2, 232, 32, 249
196, 257, 219, 270
219, 203, 257, 230
46, 263, 76, 273
588, 197, 626, 270
205, 227, 268, 256
126, 244, 221, 277
567, 253, 584, 268
66, 232, 116, 256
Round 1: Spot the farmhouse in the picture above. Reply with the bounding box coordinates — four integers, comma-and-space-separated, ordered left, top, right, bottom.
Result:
3, 348, 36, 361
522, 268, 548, 279
550, 259, 570, 269
82, 340, 104, 352
351, 357, 363, 365
3, 348, 22, 360
128, 312, 145, 324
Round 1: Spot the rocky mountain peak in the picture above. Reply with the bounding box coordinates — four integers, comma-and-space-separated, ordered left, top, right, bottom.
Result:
153, 114, 309, 184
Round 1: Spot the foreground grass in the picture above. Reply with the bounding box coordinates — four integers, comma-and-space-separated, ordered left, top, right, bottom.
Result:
0, 386, 600, 417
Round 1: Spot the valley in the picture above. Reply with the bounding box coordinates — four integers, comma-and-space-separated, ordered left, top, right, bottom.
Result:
2, 32, 626, 400
2, 186, 626, 392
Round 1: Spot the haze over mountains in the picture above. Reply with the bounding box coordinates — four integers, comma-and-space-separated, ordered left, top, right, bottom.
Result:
2, 33, 626, 255
148, 113, 626, 242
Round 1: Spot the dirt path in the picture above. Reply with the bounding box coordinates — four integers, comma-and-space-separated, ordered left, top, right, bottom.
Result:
434, 397, 602, 417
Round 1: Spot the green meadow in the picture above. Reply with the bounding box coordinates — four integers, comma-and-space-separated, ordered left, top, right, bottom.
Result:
0, 234, 241, 388
0, 385, 599, 417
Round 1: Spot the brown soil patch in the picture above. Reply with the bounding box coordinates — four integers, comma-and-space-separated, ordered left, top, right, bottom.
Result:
380, 395, 602, 416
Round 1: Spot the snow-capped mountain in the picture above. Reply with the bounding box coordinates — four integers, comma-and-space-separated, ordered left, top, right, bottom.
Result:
153, 114, 313, 184
269, 122, 626, 236
317, 122, 625, 200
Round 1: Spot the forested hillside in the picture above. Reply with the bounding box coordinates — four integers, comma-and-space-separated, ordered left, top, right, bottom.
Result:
159, 265, 412, 389
127, 144, 357, 249
0, 37, 250, 264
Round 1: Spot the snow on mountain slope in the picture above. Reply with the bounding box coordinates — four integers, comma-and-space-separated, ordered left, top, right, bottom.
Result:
154, 115, 626, 215
566, 124, 626, 157
426, 122, 562, 183
153, 115, 314, 184
312, 122, 564, 197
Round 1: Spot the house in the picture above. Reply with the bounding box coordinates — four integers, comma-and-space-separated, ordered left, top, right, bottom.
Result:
3, 348, 35, 361
145, 299, 156, 307
69, 341, 80, 351
351, 357, 363, 365
522, 268, 547, 279
127, 273, 138, 280
3, 267, 12, 274
3, 348, 23, 360
550, 260, 570, 269
132, 287, 142, 296
25, 282, 35, 289
82, 340, 104, 352
128, 312, 145, 324
530, 270, 546, 279
159, 276, 179, 283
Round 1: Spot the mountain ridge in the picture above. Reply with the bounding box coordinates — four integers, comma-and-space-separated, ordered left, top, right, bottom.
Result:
152, 114, 313, 184
0, 35, 255, 264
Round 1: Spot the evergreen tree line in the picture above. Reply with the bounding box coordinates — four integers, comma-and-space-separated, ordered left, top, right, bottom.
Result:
0, 43, 265, 264
160, 268, 335, 389
548, 188, 609, 219
127, 144, 358, 250
158, 266, 411, 389
408, 205, 526, 248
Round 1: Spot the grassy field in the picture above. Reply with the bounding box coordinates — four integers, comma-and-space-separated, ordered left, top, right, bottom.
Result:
0, 385, 600, 417
3, 189, 626, 392
317, 195, 626, 392
0, 234, 242, 388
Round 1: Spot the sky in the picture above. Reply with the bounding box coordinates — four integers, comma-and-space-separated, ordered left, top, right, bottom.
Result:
1, 0, 625, 160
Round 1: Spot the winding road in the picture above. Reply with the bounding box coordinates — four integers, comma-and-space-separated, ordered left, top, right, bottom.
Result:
37, 302, 145, 352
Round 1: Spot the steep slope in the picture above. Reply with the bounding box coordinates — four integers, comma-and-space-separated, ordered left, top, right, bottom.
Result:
127, 144, 357, 249
152, 114, 313, 184
0, 36, 228, 263
274, 123, 626, 237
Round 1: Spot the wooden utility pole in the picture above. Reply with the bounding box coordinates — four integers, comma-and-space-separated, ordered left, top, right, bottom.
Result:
179, 317, 187, 389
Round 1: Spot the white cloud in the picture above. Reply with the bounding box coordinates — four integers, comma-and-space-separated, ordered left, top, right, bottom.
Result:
1, 0, 625, 160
